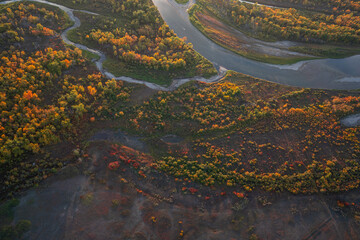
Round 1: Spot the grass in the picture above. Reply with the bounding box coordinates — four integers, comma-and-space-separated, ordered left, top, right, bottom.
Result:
65, 11, 216, 86
0, 1, 73, 31
66, 23, 101, 62
66, 12, 173, 85
103, 57, 204, 86
102, 53, 217, 86
175, 0, 190, 4
103, 57, 172, 86
47, 0, 217, 81
188, 5, 315, 65
31, 2, 74, 31
289, 45, 360, 59
65, 12, 113, 47
125, 70, 360, 193
0, 199, 19, 225
81, 49, 101, 61
0, 198, 31, 240
189, 3, 360, 64
47, 0, 125, 18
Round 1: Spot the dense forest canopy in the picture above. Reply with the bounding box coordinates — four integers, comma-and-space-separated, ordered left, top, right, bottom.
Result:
49, 0, 216, 83
125, 72, 360, 194
0, 2, 132, 196
1, 1, 360, 239
0, 0, 360, 199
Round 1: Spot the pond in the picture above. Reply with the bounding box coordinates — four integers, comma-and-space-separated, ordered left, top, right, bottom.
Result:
341, 113, 360, 127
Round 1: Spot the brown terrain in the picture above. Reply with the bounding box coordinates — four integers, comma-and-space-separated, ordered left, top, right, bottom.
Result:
12, 133, 360, 240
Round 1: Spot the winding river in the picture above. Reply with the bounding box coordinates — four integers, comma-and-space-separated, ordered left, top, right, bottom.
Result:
1, 0, 226, 91
2, 0, 360, 90
152, 0, 360, 90
2, 2, 360, 238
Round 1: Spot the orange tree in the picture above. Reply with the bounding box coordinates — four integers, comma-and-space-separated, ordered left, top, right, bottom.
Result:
125, 72, 360, 194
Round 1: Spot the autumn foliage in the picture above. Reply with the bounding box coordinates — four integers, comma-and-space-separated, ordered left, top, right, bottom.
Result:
64, 0, 216, 79
195, 0, 360, 44
0, 3, 70, 47
126, 72, 360, 194
0, 2, 131, 197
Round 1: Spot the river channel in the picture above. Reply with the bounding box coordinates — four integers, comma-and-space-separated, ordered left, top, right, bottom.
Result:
2, 0, 360, 90
152, 0, 360, 90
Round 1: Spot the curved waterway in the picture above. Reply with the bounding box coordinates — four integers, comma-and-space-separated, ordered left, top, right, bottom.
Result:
1, 0, 226, 91
2, 0, 360, 90
152, 0, 360, 90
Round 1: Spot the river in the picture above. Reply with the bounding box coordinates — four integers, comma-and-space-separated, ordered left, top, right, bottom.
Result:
2, 0, 360, 91
152, 0, 360, 90
2, 1, 360, 238
1, 0, 226, 91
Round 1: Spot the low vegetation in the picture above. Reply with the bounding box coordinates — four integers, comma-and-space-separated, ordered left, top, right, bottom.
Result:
0, 2, 131, 198
123, 72, 360, 194
1, 0, 360, 200
244, 0, 360, 13
175, 0, 190, 4
189, 4, 316, 64
50, 0, 216, 85
0, 199, 31, 240
189, 0, 360, 60
196, 0, 360, 44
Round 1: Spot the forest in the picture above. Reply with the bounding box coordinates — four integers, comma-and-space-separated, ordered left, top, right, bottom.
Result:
245, 0, 360, 13
0, 2, 132, 197
118, 72, 360, 194
1, 0, 360, 199
49, 0, 216, 84
192, 0, 360, 44
1, 0, 360, 238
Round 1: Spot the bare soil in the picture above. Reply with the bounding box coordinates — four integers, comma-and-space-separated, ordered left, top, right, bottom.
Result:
195, 10, 310, 59
11, 134, 360, 240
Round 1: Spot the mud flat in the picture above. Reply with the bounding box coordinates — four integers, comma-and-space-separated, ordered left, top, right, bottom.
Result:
9, 139, 360, 240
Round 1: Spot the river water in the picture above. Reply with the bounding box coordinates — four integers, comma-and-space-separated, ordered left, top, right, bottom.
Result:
2, 0, 360, 90
1, 0, 226, 91
2, 1, 360, 238
152, 0, 360, 90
